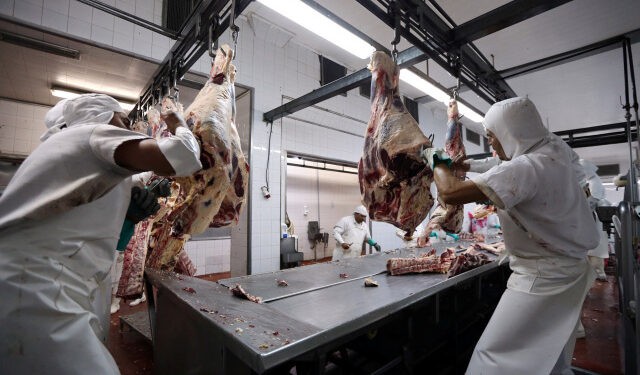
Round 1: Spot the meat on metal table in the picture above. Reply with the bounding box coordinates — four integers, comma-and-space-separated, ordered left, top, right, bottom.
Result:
145, 241, 509, 374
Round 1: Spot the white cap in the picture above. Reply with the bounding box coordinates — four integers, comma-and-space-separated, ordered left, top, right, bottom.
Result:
41, 93, 124, 141
354, 205, 368, 216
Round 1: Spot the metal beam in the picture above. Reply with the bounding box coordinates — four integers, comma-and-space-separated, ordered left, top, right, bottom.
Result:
263, 46, 426, 123
354, 0, 516, 102
449, 0, 574, 46
500, 28, 640, 79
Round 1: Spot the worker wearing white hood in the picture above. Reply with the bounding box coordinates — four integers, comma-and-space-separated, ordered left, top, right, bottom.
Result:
426, 97, 599, 375
0, 94, 202, 375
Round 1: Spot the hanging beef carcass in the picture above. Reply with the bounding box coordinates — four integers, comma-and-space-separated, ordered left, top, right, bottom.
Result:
145, 44, 248, 270
359, 51, 434, 235
427, 99, 466, 233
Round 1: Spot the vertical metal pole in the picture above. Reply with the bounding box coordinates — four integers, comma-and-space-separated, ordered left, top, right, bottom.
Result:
617, 201, 638, 375
625, 39, 640, 156
623, 41, 637, 203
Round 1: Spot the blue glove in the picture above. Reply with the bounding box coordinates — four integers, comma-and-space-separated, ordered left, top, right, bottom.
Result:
116, 219, 135, 251
422, 147, 452, 169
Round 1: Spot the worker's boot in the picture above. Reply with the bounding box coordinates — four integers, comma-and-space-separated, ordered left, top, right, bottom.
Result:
110, 296, 121, 314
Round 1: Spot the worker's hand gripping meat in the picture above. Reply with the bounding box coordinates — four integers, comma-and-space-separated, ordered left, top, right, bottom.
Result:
423, 97, 600, 375
0, 93, 202, 375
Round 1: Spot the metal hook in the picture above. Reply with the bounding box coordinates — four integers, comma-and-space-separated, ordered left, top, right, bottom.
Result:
229, 0, 239, 60
389, 1, 401, 62
208, 17, 219, 61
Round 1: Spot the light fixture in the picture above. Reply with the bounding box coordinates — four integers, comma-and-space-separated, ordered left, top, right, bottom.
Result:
50, 87, 136, 111
399, 69, 484, 123
256, 0, 375, 59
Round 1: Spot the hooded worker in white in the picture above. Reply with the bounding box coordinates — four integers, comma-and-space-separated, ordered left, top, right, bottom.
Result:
333, 205, 382, 260
579, 159, 611, 280
0, 94, 202, 375
425, 97, 599, 375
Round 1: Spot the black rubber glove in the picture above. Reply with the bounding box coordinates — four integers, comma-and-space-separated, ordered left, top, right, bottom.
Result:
154, 179, 172, 198
127, 186, 161, 223
374, 243, 382, 252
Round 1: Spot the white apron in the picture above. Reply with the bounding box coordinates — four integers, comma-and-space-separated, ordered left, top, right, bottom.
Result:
466, 212, 596, 375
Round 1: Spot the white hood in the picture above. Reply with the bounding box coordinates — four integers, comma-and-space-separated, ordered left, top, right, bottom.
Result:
41, 93, 124, 141
483, 97, 549, 160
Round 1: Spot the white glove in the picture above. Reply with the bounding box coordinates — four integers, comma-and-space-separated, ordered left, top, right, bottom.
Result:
157, 127, 202, 176
422, 148, 451, 169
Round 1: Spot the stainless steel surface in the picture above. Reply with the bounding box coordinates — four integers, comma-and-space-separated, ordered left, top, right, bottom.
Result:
147, 239, 505, 374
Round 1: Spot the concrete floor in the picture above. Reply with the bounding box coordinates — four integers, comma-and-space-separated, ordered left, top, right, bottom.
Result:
108, 269, 624, 374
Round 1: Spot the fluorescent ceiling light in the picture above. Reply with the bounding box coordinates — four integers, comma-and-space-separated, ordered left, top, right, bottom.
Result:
399, 69, 484, 123
51, 88, 135, 111
257, 0, 375, 59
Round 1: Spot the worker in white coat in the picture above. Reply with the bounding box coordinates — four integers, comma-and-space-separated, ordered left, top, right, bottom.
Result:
424, 97, 599, 375
579, 159, 610, 281
0, 94, 202, 375
333, 205, 381, 260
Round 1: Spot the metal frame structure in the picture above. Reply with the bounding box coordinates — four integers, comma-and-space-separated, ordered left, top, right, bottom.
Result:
127, 0, 253, 120
264, 0, 576, 123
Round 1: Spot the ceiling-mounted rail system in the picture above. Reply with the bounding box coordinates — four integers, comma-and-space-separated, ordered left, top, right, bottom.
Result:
128, 0, 253, 120
264, 0, 573, 123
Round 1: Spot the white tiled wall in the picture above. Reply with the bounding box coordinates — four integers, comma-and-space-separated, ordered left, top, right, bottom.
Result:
0, 99, 50, 156
1, 0, 171, 58
183, 238, 231, 276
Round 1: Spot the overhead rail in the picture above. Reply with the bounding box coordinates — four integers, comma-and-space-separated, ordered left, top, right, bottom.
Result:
265, 0, 572, 123
128, 0, 252, 121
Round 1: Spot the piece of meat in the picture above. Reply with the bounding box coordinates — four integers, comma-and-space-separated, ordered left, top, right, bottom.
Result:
427, 100, 466, 233
145, 45, 248, 270
230, 283, 263, 304
447, 251, 492, 277
175, 249, 197, 276
116, 219, 151, 298
364, 278, 379, 287
359, 51, 434, 235
472, 204, 497, 219
386, 248, 456, 275
472, 242, 502, 255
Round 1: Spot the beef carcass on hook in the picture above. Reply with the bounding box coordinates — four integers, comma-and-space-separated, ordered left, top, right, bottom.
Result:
359, 51, 435, 236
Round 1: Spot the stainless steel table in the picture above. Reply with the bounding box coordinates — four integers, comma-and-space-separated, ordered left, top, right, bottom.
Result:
145, 241, 510, 374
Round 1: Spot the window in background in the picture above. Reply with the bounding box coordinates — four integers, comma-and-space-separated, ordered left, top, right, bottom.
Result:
466, 128, 480, 146
403, 96, 419, 123
320, 56, 347, 96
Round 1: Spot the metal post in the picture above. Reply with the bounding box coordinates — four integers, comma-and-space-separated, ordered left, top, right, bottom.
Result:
623, 41, 637, 202
625, 39, 640, 176
617, 201, 638, 375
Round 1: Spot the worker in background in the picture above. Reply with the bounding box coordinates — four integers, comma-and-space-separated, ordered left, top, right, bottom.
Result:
424, 97, 599, 375
579, 159, 610, 281
333, 205, 381, 260
0, 94, 202, 375
395, 219, 427, 248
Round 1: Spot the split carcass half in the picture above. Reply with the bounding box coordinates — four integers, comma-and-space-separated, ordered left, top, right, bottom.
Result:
359, 51, 434, 235
427, 100, 466, 234
145, 44, 247, 270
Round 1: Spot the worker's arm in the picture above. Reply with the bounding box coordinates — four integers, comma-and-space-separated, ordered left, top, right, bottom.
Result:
433, 164, 487, 205
114, 112, 202, 177
334, 220, 351, 249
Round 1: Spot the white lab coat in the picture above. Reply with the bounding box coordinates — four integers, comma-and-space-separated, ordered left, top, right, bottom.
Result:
467, 97, 599, 375
332, 215, 371, 260
0, 119, 200, 374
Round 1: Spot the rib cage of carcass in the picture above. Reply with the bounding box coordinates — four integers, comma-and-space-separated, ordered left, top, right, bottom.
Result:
145, 45, 249, 270
358, 51, 435, 236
